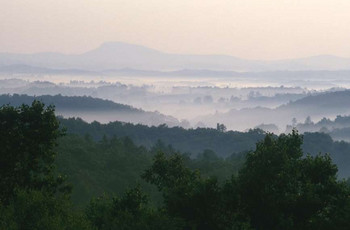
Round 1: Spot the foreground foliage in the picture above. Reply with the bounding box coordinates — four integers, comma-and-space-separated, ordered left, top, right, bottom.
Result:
1, 102, 350, 229
239, 132, 350, 229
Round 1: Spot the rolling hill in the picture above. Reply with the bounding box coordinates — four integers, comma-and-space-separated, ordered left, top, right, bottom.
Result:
0, 94, 180, 127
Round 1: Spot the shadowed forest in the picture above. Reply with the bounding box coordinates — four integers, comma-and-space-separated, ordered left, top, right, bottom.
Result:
1, 101, 350, 230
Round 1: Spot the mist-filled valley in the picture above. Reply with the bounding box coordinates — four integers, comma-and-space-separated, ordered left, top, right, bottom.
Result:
2, 69, 350, 138
4, 0, 350, 228
2, 42, 350, 229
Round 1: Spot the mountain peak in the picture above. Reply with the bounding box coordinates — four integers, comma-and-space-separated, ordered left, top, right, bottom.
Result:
88, 42, 163, 55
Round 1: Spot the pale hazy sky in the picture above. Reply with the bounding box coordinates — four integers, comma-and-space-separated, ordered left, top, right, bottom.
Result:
0, 0, 349, 60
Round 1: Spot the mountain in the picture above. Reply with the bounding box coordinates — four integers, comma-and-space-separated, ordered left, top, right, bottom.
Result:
1, 42, 350, 72
0, 94, 181, 127
2, 63, 350, 80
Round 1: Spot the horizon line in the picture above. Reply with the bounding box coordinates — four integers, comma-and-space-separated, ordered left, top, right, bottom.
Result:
1, 41, 349, 61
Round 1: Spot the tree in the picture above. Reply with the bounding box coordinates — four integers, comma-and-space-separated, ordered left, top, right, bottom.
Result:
0, 101, 92, 230
216, 123, 227, 133
0, 101, 68, 203
304, 116, 313, 125
238, 130, 350, 230
0, 189, 92, 230
86, 186, 182, 230
142, 152, 247, 230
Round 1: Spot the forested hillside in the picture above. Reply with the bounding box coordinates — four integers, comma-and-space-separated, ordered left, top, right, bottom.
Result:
59, 117, 265, 157
2, 101, 350, 229
195, 90, 350, 131
0, 94, 138, 111
55, 134, 244, 206
59, 117, 350, 178
0, 94, 180, 126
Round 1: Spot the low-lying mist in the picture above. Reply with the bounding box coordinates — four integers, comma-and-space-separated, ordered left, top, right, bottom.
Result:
1, 72, 350, 139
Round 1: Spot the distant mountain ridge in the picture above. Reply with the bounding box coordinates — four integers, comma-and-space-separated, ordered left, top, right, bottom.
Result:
2, 64, 350, 79
1, 42, 350, 72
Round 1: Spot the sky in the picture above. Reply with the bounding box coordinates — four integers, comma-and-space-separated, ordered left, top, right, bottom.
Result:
0, 0, 350, 60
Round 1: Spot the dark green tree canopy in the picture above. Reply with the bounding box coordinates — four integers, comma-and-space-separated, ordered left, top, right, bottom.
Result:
0, 101, 66, 203
2, 101, 350, 230
238, 131, 350, 230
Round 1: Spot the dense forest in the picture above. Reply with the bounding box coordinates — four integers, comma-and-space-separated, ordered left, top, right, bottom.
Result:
59, 117, 350, 178
59, 117, 264, 157
56, 134, 245, 206
2, 101, 350, 229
